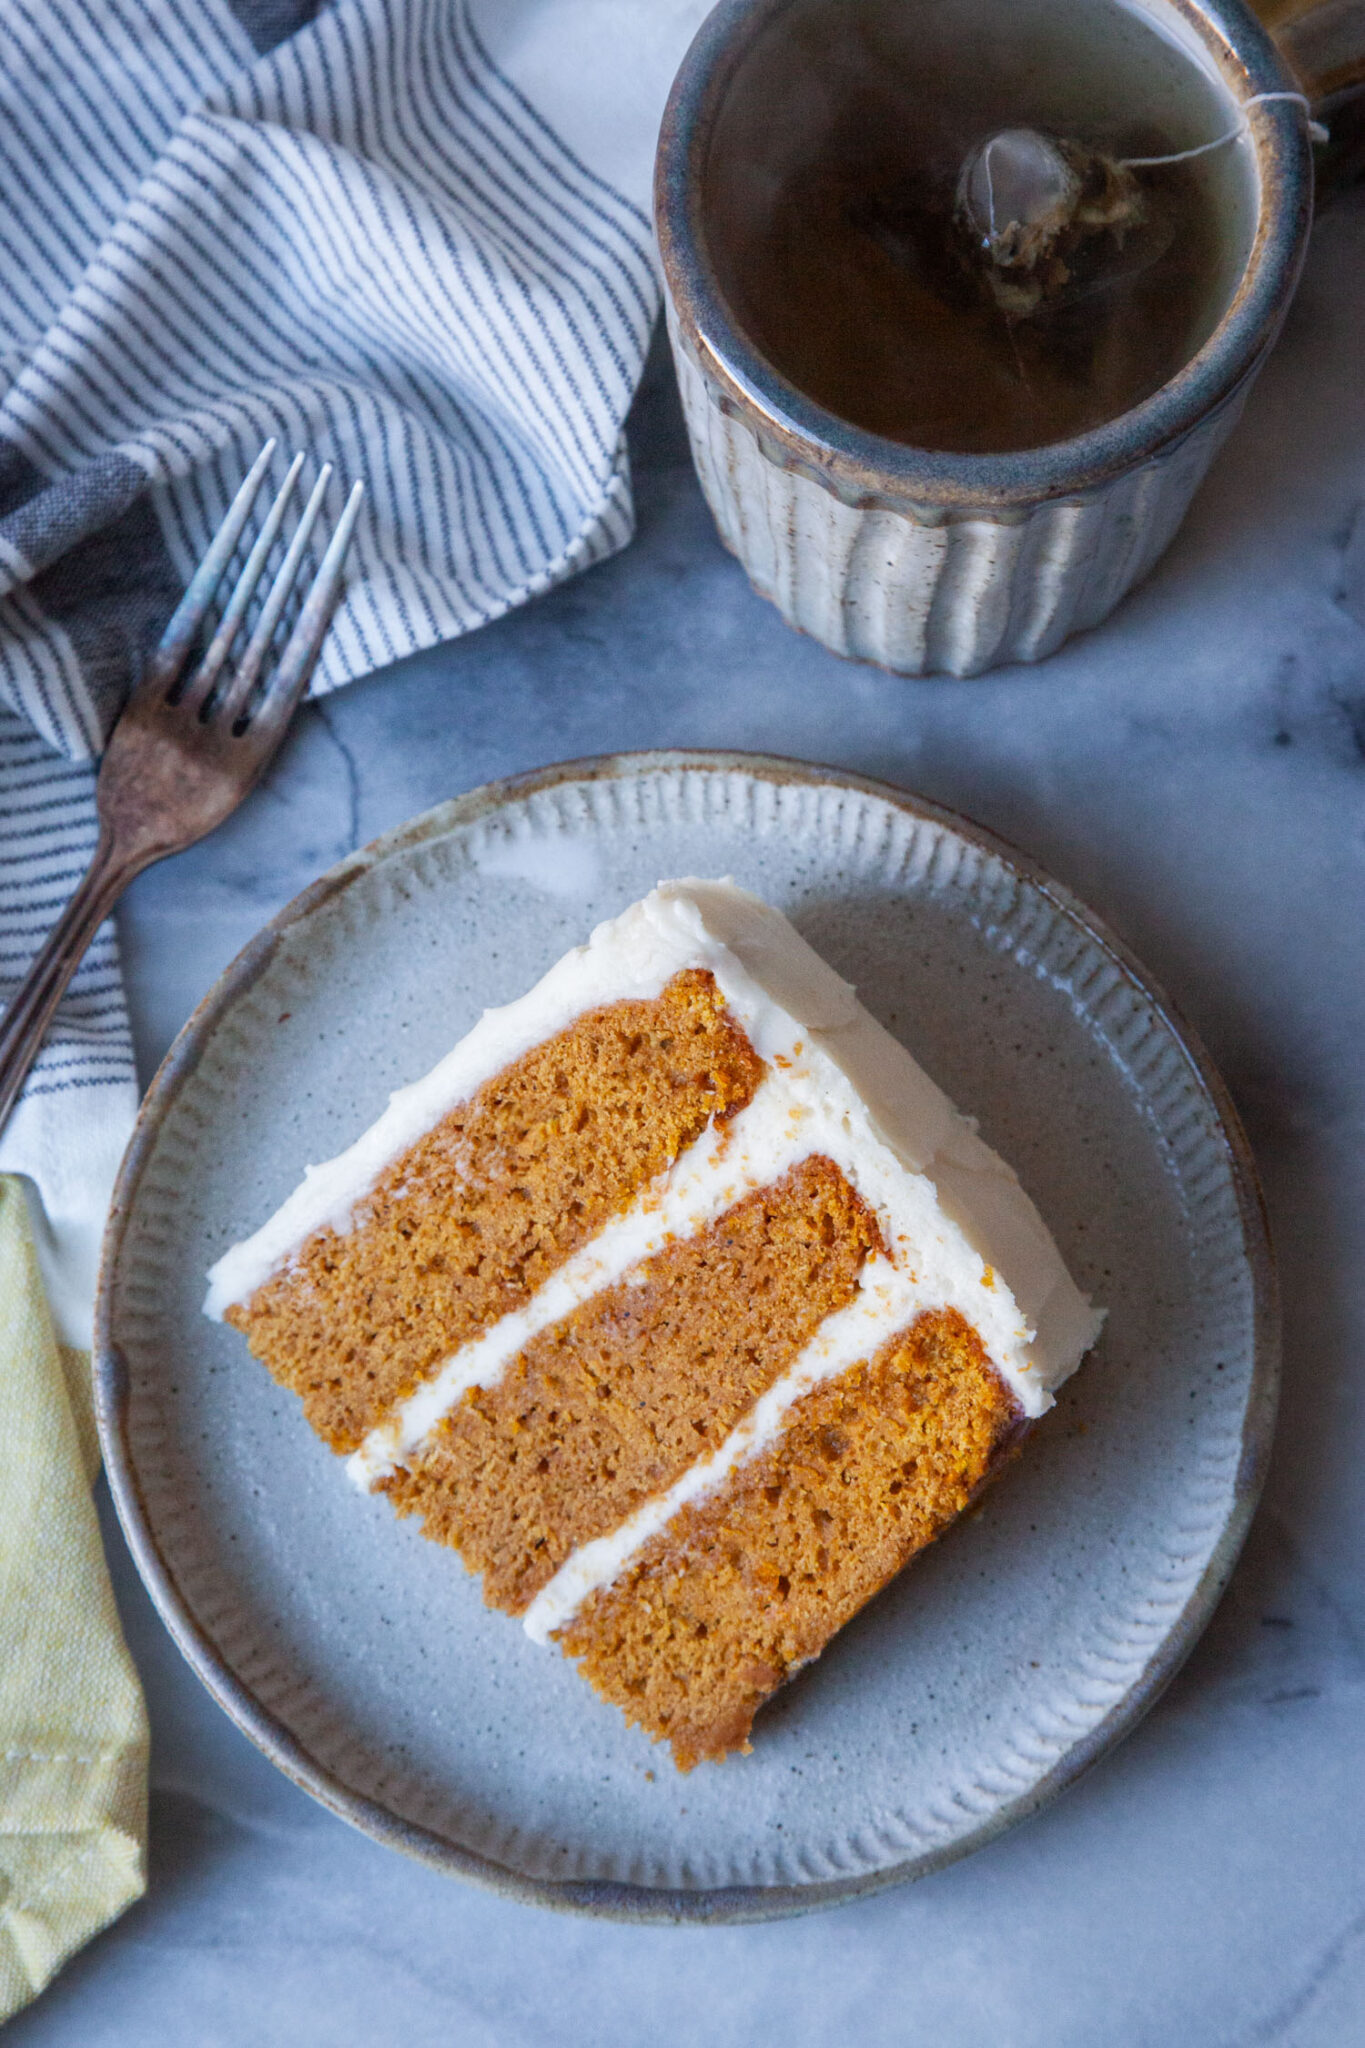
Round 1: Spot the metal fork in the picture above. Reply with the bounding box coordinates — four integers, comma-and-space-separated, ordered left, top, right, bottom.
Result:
0, 442, 364, 1135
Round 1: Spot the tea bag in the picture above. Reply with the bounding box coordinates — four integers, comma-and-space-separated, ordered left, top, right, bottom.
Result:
954, 127, 1146, 316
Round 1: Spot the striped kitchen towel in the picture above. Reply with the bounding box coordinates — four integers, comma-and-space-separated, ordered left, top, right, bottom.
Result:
0, 0, 711, 1341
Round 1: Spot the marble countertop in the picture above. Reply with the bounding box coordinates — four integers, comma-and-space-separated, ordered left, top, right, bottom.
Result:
12, 193, 1365, 2048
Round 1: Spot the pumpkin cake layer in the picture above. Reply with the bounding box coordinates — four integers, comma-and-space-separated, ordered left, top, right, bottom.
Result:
382, 1154, 884, 1612
208, 879, 1103, 1770
555, 1307, 1022, 1770
224, 968, 762, 1450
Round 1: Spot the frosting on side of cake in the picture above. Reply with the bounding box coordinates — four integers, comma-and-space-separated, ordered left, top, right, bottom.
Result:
207, 883, 1099, 1410
347, 1030, 1058, 1491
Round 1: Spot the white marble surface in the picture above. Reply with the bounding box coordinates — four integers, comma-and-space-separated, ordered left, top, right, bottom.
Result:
11, 193, 1365, 2046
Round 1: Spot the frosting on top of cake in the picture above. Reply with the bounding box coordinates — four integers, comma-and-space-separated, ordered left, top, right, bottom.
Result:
206, 880, 1103, 1433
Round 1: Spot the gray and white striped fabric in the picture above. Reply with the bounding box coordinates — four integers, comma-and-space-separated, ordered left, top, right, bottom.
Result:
0, 0, 710, 1341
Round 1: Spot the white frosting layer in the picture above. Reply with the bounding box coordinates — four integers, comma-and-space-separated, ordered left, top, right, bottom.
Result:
209, 879, 1103, 1619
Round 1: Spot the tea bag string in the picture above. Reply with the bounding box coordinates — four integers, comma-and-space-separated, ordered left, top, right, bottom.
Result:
1119, 90, 1327, 168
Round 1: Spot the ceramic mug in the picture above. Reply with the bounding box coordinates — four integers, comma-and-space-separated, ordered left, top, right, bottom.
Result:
655, 0, 1363, 677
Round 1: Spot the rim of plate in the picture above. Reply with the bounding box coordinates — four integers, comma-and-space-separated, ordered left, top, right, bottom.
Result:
94, 748, 1280, 1925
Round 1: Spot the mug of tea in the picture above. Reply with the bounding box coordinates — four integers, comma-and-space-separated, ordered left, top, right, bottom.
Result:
655, 0, 1363, 676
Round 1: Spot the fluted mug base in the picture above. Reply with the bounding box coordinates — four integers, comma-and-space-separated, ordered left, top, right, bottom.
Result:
668, 319, 1248, 678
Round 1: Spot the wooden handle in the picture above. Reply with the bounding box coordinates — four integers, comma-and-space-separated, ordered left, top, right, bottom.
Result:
1264, 0, 1365, 101
1250, 0, 1365, 195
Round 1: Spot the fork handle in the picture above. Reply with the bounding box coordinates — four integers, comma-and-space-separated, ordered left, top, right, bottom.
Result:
0, 832, 138, 1139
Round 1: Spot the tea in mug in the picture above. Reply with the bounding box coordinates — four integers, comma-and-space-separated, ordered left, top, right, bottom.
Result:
701, 0, 1257, 453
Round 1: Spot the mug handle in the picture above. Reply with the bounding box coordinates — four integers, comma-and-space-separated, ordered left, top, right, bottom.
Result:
1250, 0, 1365, 194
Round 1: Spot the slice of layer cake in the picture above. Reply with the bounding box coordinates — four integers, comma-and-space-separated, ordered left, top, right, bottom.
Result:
206, 880, 1102, 1770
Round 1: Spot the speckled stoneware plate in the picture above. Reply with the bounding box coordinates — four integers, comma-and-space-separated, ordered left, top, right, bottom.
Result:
96, 751, 1277, 1923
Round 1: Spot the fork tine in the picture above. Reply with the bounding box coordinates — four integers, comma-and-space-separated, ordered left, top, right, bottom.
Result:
178, 452, 305, 717
215, 465, 332, 727
140, 439, 277, 699
246, 480, 365, 741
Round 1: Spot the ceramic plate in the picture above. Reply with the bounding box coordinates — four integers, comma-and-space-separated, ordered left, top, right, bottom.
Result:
96, 751, 1277, 1922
